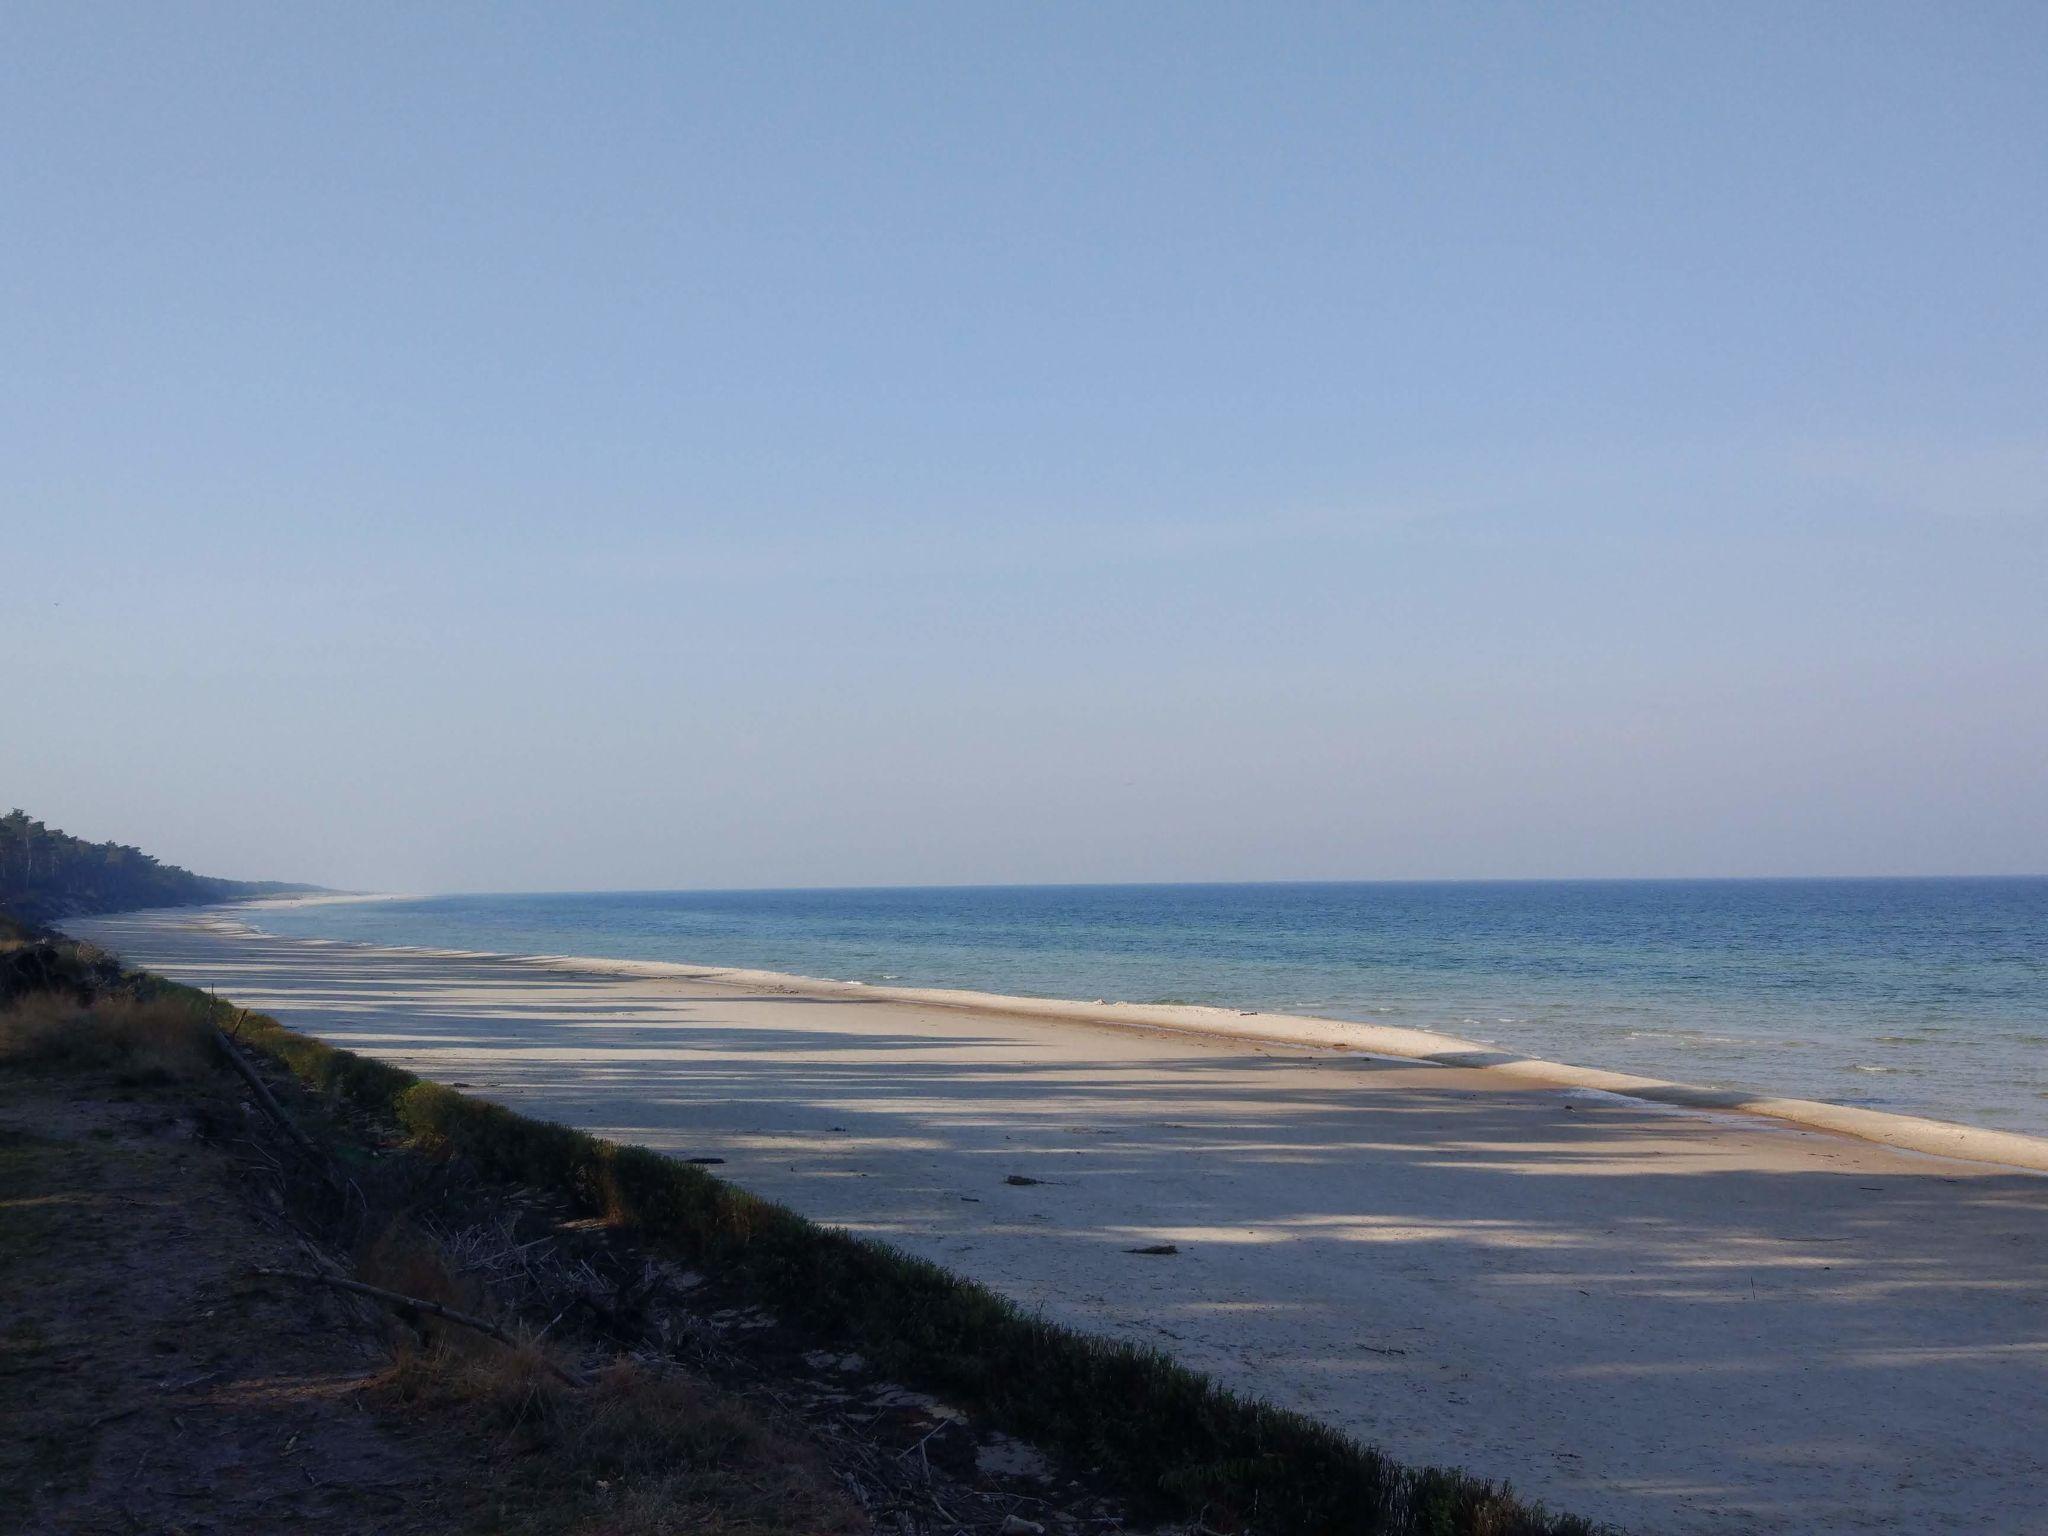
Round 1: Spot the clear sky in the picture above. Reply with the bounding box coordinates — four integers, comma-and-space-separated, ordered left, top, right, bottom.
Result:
4, 4, 2044, 891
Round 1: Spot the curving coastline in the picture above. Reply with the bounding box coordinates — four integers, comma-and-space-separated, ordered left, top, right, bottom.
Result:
226, 896, 2048, 1174
62, 900, 2048, 1536
513, 958, 2048, 1175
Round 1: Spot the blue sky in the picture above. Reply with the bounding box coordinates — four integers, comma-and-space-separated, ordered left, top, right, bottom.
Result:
4, 4, 2044, 889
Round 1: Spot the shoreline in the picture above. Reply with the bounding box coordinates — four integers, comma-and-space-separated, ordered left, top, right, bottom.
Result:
60, 903, 2048, 1535
213, 898, 2048, 1175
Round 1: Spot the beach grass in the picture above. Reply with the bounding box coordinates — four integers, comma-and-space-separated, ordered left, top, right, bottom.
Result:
188, 1001, 1598, 1532
2, 917, 1600, 1536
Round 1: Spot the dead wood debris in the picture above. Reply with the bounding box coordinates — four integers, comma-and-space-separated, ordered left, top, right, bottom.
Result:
251, 1268, 590, 1388
203, 1047, 1149, 1536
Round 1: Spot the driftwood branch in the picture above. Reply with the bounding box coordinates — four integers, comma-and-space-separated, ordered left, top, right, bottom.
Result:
210, 1027, 340, 1188
252, 1268, 588, 1388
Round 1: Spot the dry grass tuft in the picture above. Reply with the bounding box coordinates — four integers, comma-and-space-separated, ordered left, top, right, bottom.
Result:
385, 1341, 860, 1535
0, 930, 124, 1006
577, 1361, 767, 1479
357, 1216, 476, 1314
359, 1214, 856, 1532
387, 1330, 573, 1433
0, 993, 219, 1083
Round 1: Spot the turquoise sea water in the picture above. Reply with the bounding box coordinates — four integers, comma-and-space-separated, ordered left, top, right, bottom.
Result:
245, 879, 2048, 1137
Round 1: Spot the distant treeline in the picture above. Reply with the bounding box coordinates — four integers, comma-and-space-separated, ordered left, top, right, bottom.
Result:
0, 809, 314, 923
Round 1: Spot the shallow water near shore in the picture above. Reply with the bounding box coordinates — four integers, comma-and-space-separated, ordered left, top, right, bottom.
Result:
245, 878, 2048, 1136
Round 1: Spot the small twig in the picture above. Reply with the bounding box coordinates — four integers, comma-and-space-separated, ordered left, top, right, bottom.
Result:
249, 1268, 588, 1388
897, 1419, 948, 1463
295, 1236, 347, 1277
164, 1367, 229, 1393
235, 1134, 285, 1173
535, 1302, 574, 1341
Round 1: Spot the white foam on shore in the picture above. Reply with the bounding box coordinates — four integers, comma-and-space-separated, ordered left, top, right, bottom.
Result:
67, 901, 2048, 1536
189, 900, 2048, 1176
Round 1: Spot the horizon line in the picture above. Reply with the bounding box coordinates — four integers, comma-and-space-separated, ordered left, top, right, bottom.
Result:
275, 872, 2048, 901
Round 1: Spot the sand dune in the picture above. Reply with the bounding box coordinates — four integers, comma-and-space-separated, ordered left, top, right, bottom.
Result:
69, 907, 2048, 1536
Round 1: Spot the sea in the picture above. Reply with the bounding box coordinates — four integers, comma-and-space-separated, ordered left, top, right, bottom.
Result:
243, 878, 2048, 1138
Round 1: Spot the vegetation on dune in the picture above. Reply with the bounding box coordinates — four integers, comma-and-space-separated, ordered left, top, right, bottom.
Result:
1, 913, 124, 1007
2, 893, 1603, 1534
383, 1344, 864, 1535
0, 808, 315, 923
0, 991, 220, 1082
0, 968, 860, 1536
190, 1009, 1596, 1529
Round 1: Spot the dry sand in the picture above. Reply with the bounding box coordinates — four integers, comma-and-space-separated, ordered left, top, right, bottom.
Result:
67, 907, 2048, 1536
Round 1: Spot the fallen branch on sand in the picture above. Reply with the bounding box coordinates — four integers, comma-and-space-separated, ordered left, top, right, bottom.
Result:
211, 1026, 340, 1188
251, 1268, 589, 1388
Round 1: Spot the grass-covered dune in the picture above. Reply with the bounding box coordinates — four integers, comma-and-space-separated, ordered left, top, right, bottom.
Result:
1, 913, 1599, 1536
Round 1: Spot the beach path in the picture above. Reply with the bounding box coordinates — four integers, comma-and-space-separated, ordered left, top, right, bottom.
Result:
68, 910, 2048, 1536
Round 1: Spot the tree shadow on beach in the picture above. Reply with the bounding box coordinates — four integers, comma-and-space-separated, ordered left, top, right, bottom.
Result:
93, 927, 2048, 1536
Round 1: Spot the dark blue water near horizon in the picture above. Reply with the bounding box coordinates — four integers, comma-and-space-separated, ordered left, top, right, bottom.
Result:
245, 878, 2048, 1136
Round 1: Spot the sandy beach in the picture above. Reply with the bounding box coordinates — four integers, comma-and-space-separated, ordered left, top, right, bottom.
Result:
68, 906, 2048, 1536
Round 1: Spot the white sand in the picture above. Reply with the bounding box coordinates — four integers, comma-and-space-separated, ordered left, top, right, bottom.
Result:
68, 907, 2048, 1535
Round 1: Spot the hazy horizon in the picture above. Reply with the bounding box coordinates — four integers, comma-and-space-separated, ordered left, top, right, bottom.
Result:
296, 874, 2048, 898
7, 6, 2045, 892
48, 850, 2048, 899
